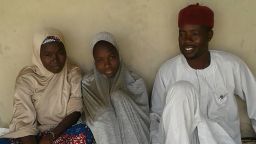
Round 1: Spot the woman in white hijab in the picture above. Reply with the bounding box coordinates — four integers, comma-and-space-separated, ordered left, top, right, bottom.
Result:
82, 32, 150, 144
0, 28, 95, 144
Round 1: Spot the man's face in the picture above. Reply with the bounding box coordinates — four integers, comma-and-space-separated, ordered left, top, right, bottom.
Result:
93, 41, 120, 78
179, 24, 212, 60
40, 42, 67, 73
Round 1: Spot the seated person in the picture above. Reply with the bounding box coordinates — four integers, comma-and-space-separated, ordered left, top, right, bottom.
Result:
150, 3, 256, 144
0, 28, 95, 144
81, 32, 150, 144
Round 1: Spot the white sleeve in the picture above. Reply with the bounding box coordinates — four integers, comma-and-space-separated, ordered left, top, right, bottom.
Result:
150, 69, 167, 144
234, 60, 256, 132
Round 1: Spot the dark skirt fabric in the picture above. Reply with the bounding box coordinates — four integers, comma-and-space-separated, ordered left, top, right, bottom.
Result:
0, 123, 96, 144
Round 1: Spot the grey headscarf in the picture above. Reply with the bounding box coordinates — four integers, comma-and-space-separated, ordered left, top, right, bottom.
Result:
82, 32, 128, 121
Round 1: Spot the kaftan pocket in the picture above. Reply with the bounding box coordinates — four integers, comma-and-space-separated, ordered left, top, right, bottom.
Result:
214, 87, 228, 106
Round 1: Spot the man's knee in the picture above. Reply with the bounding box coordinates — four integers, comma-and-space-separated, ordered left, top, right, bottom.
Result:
172, 80, 195, 89
166, 81, 197, 104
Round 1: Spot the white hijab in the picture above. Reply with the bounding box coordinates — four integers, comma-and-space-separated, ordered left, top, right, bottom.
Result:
3, 28, 82, 138
32, 28, 65, 77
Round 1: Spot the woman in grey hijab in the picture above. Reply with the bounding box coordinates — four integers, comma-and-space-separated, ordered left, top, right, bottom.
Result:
82, 32, 150, 144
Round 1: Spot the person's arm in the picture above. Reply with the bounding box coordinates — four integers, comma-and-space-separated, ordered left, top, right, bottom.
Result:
51, 66, 83, 138
66, 66, 83, 115
20, 135, 37, 144
51, 111, 81, 137
51, 112, 81, 137
39, 66, 83, 143
4, 70, 38, 139
150, 69, 166, 144
39, 112, 81, 143
127, 71, 150, 114
234, 59, 256, 132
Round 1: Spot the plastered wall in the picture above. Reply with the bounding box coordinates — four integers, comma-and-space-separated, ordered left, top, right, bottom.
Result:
0, 0, 255, 127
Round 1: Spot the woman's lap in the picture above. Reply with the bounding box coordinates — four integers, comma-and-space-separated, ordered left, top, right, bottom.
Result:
0, 123, 95, 144
53, 123, 95, 144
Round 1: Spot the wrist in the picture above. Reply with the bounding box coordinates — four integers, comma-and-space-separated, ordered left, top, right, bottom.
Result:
48, 131, 55, 140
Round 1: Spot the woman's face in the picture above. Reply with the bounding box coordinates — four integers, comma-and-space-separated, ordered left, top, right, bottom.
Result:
40, 42, 67, 73
93, 41, 120, 78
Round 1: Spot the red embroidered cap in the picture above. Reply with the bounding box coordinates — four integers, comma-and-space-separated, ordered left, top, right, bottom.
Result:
178, 3, 214, 28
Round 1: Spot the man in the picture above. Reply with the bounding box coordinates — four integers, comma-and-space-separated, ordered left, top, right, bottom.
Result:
150, 3, 256, 144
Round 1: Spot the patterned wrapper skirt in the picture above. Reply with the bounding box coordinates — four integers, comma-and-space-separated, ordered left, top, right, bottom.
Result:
0, 123, 96, 144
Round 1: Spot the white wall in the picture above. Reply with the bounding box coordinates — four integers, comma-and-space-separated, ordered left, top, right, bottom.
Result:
0, 0, 255, 127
